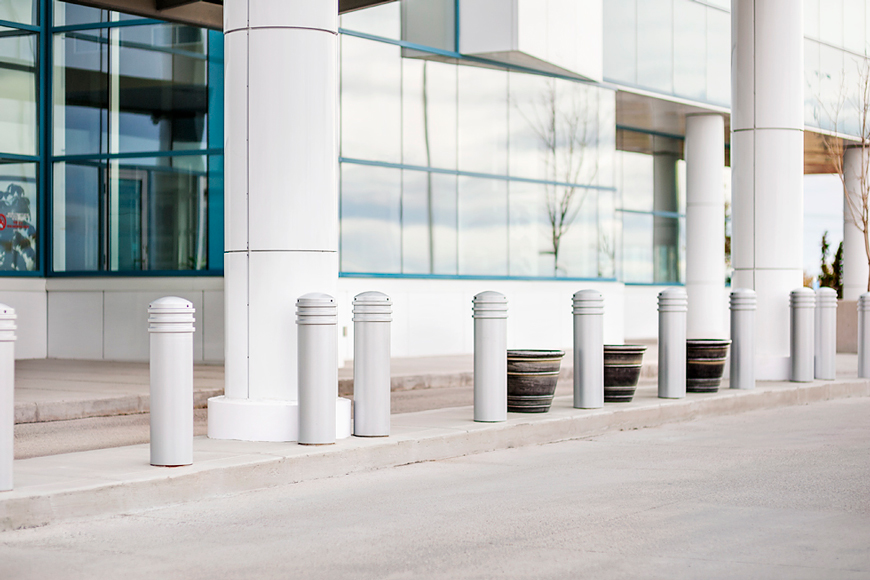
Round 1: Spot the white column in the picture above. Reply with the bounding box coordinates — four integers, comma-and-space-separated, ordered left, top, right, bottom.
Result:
685, 114, 725, 338
731, 0, 804, 380
209, 0, 344, 442
843, 147, 870, 301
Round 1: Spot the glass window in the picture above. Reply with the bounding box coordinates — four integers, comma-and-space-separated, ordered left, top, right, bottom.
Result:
0, 28, 37, 157
804, 39, 821, 128
603, 0, 637, 85
402, 170, 457, 274
53, 30, 108, 156
458, 64, 507, 175
598, 189, 617, 279
340, 2, 401, 40
340, 163, 401, 274
706, 7, 730, 106
654, 215, 680, 283
637, 0, 674, 94
555, 187, 598, 278
0, 160, 37, 271
53, 156, 210, 273
340, 35, 401, 163
598, 90, 616, 188
619, 151, 654, 212
509, 72, 554, 182
402, 59, 457, 170
1, 0, 37, 26
458, 176, 507, 275
622, 212, 653, 283
819, 44, 844, 133
843, 52, 864, 137
508, 181, 547, 277
674, 0, 707, 101
820, 0, 844, 48
54, 1, 107, 27
844, 0, 865, 53
117, 24, 208, 153
804, 0, 820, 40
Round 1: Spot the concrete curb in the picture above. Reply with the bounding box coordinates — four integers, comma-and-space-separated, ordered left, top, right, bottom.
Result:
1, 377, 867, 532
14, 388, 224, 424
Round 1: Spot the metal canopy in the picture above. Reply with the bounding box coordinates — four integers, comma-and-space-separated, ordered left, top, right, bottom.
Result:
70, 0, 396, 30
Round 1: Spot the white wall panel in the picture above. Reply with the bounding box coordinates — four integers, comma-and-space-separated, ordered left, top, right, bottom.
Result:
48, 292, 103, 359
0, 291, 46, 359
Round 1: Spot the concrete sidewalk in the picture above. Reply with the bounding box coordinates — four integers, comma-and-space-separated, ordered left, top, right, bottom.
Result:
1, 362, 867, 532
13, 343, 659, 425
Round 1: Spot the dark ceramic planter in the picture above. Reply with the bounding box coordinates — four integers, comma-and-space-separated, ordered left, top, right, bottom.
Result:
686, 339, 731, 393
507, 350, 565, 413
603, 345, 647, 402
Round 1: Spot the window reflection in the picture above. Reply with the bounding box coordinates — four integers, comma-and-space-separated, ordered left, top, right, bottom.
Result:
0, 28, 38, 157
458, 176, 507, 275
0, 0, 37, 27
0, 161, 37, 271
340, 163, 401, 274
402, 59, 457, 169
54, 1, 107, 27
402, 170, 457, 274
117, 25, 208, 153
458, 65, 507, 175
53, 30, 108, 156
637, 0, 673, 94
603, 0, 637, 85
674, 0, 707, 101
622, 212, 653, 283
341, 35, 402, 163
706, 8, 730, 106
339, 2, 400, 40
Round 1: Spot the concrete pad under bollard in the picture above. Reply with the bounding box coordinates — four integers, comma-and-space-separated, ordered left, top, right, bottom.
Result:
1, 376, 868, 532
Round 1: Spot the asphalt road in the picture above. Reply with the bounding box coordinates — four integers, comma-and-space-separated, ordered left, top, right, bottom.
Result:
3, 397, 869, 579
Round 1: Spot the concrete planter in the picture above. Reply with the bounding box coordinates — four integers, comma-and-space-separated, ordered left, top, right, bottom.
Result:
686, 339, 731, 393
603, 345, 647, 402
506, 350, 565, 413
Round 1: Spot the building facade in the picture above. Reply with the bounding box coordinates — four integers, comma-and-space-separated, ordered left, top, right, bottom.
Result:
0, 0, 866, 437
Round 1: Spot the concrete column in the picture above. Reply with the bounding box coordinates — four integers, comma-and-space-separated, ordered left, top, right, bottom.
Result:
209, 0, 342, 442
843, 147, 870, 301
731, 0, 804, 380
685, 114, 726, 339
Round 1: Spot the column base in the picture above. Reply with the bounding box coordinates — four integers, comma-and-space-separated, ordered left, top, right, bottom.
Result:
755, 355, 790, 381
207, 396, 351, 442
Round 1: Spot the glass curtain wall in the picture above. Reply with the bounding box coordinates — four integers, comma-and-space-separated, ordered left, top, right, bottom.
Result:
50, 0, 222, 274
339, 4, 618, 280
0, 0, 40, 272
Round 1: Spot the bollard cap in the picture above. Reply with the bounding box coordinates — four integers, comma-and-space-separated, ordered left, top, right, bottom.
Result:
148, 296, 195, 333
658, 287, 687, 312
790, 287, 816, 308
0, 302, 17, 342
572, 289, 604, 315
730, 288, 757, 310
473, 291, 508, 319
296, 292, 337, 325
816, 287, 838, 308
353, 291, 392, 322
148, 296, 195, 314
859, 293, 870, 311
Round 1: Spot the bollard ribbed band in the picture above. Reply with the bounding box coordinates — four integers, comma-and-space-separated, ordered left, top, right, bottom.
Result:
473, 291, 508, 319
297, 293, 337, 325
572, 290, 604, 315
816, 287, 838, 308
0, 304, 16, 342
860, 293, 870, 311
148, 297, 195, 334
789, 288, 816, 308
353, 291, 392, 323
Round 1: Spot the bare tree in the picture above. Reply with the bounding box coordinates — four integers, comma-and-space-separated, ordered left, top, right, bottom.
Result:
516, 79, 598, 276
820, 56, 870, 291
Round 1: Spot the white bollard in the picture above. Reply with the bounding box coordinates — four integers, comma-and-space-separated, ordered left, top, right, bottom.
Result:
473, 291, 507, 422
814, 287, 837, 380
790, 288, 815, 382
658, 287, 688, 399
297, 293, 338, 445
729, 289, 756, 390
352, 291, 392, 437
148, 297, 195, 467
572, 290, 604, 409
0, 305, 15, 492
859, 294, 870, 378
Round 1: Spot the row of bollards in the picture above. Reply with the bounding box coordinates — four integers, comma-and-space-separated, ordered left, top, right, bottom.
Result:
789, 287, 839, 383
